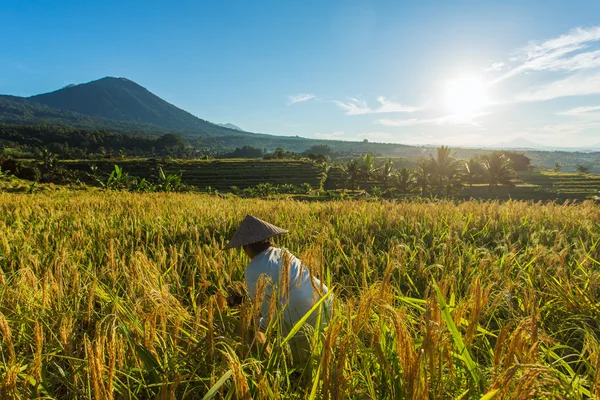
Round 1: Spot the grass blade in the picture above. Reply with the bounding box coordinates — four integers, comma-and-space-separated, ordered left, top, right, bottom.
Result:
432, 279, 482, 391
202, 370, 233, 400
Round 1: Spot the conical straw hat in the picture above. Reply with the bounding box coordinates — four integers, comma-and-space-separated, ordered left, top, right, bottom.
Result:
224, 215, 288, 249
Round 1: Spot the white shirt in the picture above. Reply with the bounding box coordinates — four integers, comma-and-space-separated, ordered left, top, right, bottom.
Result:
245, 247, 331, 332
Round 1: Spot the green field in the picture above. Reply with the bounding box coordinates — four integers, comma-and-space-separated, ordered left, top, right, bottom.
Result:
0, 191, 599, 399
62, 159, 329, 190
57, 159, 600, 202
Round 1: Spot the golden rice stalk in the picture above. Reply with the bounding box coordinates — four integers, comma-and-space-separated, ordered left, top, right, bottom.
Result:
465, 277, 489, 346
583, 332, 600, 399
493, 322, 514, 369
237, 299, 253, 351
157, 374, 182, 400
253, 275, 270, 322
384, 304, 424, 398
87, 280, 97, 324
106, 328, 117, 398
59, 315, 75, 353
207, 296, 215, 364
256, 371, 271, 400
321, 318, 342, 400
280, 249, 292, 304
331, 334, 353, 400
0, 364, 18, 400
30, 320, 44, 397
85, 335, 110, 400
143, 313, 157, 356
224, 348, 251, 400
265, 287, 277, 336
0, 313, 15, 364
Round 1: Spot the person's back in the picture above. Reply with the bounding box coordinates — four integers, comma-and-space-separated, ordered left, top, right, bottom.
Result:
245, 246, 331, 332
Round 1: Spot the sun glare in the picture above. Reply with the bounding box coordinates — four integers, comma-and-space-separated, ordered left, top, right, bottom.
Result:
445, 78, 489, 119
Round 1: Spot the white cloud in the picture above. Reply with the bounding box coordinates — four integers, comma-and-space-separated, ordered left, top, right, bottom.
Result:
376, 113, 488, 127
558, 105, 600, 117
377, 118, 434, 127
513, 72, 600, 102
287, 93, 316, 105
312, 130, 347, 140
494, 26, 600, 83
311, 130, 397, 142
333, 96, 419, 115
485, 62, 505, 72
538, 121, 600, 136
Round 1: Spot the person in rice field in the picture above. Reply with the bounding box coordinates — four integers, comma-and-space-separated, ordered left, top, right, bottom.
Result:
225, 214, 332, 362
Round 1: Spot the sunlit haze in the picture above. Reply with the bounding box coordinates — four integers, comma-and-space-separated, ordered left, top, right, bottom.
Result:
2, 1, 600, 148
445, 78, 490, 121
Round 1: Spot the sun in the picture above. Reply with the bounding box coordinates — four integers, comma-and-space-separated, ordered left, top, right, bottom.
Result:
445, 78, 489, 119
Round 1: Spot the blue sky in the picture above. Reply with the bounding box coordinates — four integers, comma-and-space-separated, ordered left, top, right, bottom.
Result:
2, 0, 600, 147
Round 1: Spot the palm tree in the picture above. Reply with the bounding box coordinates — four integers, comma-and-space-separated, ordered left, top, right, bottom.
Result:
343, 159, 361, 191
378, 159, 394, 190
481, 152, 515, 191
393, 167, 413, 194
462, 158, 483, 192
429, 146, 462, 196
413, 159, 431, 195
360, 153, 376, 181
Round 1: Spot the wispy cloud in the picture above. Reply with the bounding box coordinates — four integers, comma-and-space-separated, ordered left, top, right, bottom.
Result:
557, 105, 600, 117
484, 62, 505, 72
376, 117, 435, 127
287, 93, 316, 105
312, 130, 346, 140
376, 113, 488, 127
534, 122, 600, 137
493, 26, 600, 83
333, 96, 419, 116
513, 72, 600, 102
312, 130, 396, 142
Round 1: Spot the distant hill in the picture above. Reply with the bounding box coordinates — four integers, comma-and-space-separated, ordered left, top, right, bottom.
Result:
490, 137, 600, 152
491, 137, 545, 150
27, 77, 244, 136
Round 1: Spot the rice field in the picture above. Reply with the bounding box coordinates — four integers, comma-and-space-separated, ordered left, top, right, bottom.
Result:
61, 159, 328, 190
57, 159, 600, 201
0, 192, 599, 399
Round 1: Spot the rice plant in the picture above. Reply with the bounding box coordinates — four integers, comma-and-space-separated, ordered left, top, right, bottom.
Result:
0, 192, 598, 399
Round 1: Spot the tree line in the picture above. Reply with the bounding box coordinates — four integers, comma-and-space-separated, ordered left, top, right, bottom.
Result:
0, 124, 195, 158
340, 146, 528, 195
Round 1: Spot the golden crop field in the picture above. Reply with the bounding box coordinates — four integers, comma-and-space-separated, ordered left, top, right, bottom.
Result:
0, 192, 599, 399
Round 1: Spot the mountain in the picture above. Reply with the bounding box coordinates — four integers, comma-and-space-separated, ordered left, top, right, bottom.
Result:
27, 77, 245, 136
491, 137, 546, 150
1, 76, 420, 154
488, 137, 600, 152
217, 123, 243, 131
0, 94, 163, 133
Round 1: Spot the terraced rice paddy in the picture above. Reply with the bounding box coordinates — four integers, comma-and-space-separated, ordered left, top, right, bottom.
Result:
522, 171, 600, 197
60, 160, 600, 201
62, 159, 328, 190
